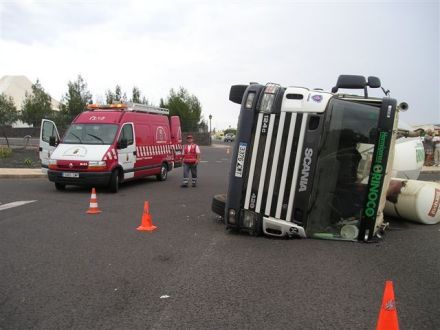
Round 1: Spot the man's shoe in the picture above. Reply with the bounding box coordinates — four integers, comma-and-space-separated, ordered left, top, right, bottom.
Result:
192, 182, 197, 187
181, 183, 188, 188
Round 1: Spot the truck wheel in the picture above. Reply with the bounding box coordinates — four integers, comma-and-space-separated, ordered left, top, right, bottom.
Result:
55, 182, 65, 191
156, 163, 168, 181
212, 194, 226, 217
109, 169, 119, 193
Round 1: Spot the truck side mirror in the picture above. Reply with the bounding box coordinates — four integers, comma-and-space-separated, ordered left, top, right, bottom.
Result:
49, 136, 57, 147
229, 85, 248, 104
117, 138, 128, 149
367, 76, 381, 88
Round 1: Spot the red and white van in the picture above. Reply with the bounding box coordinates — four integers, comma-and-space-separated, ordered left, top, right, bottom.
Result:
39, 102, 183, 192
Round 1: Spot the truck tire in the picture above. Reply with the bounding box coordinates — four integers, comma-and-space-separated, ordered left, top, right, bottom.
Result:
55, 182, 65, 191
212, 194, 226, 217
156, 163, 168, 181
109, 169, 119, 193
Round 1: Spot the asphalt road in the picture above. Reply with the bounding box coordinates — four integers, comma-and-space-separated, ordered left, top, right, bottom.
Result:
1, 145, 439, 329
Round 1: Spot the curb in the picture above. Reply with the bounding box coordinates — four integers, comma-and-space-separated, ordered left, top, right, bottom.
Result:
0, 174, 46, 179
0, 168, 46, 179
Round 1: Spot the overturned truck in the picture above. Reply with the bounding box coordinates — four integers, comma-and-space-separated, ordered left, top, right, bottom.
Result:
212, 75, 409, 242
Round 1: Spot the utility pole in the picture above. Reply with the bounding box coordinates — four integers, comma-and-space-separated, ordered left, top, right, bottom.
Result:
209, 114, 212, 145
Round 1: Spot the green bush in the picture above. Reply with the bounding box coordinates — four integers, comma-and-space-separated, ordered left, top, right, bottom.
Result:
0, 147, 12, 158
24, 158, 34, 167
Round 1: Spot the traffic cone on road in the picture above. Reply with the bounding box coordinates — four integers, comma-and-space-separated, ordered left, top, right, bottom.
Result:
86, 188, 102, 214
137, 201, 157, 232
376, 281, 399, 330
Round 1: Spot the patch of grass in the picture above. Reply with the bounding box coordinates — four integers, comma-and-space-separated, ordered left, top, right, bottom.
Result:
0, 147, 12, 158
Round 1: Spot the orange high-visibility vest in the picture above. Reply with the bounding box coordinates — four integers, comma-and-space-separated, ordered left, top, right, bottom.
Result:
183, 144, 198, 164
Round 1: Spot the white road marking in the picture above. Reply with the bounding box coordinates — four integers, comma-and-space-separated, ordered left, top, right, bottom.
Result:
200, 160, 209, 163
0, 200, 37, 211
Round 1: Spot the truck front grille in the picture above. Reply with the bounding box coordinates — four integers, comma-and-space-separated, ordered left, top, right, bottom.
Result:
243, 111, 308, 224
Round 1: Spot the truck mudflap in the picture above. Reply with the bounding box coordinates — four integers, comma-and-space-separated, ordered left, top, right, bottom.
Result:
262, 217, 306, 238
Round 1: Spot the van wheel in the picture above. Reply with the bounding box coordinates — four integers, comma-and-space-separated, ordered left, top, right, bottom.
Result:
212, 194, 226, 217
55, 182, 66, 191
109, 169, 119, 193
157, 164, 168, 181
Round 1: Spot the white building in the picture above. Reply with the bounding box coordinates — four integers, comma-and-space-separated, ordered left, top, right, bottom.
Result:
0, 75, 60, 127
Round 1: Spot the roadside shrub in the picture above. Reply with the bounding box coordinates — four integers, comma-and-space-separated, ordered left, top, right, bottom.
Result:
24, 158, 34, 167
0, 147, 12, 158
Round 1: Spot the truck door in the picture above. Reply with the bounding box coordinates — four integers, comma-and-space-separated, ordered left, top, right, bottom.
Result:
39, 119, 60, 174
117, 123, 136, 179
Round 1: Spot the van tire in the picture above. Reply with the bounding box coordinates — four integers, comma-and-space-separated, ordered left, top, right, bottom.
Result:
55, 182, 65, 191
156, 163, 168, 181
212, 194, 226, 217
109, 169, 119, 193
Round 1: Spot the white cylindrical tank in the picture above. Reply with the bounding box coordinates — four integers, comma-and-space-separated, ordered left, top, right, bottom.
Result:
392, 137, 424, 180
384, 179, 440, 224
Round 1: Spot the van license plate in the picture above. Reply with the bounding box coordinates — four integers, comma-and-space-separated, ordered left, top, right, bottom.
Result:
62, 172, 79, 178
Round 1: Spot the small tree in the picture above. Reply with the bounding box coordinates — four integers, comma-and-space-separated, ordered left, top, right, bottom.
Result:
131, 86, 141, 103
21, 80, 53, 127
59, 75, 93, 127
105, 89, 115, 104
106, 85, 124, 104
224, 128, 237, 135
162, 87, 202, 132
0, 93, 19, 147
115, 85, 122, 101
131, 87, 150, 105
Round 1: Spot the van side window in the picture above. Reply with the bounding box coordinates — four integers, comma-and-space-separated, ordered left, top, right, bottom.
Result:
120, 124, 134, 145
42, 121, 56, 143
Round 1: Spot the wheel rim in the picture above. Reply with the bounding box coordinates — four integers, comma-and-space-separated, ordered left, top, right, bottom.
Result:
162, 166, 167, 179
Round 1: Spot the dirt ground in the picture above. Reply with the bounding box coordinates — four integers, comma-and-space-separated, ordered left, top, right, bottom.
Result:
0, 147, 41, 168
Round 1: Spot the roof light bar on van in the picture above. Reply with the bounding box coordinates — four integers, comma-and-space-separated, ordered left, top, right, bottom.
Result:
86, 102, 169, 115
126, 102, 170, 115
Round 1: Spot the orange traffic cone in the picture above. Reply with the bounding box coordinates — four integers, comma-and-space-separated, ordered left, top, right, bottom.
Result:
137, 201, 157, 232
86, 187, 102, 214
376, 281, 399, 330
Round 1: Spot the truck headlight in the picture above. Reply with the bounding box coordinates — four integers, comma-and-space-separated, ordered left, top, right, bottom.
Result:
228, 209, 236, 224
242, 210, 255, 229
245, 92, 255, 109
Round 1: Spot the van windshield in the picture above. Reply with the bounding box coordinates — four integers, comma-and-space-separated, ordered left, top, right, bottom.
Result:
306, 99, 380, 241
63, 124, 118, 145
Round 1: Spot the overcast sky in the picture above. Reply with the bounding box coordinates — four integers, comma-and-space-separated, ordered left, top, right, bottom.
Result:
0, 0, 438, 129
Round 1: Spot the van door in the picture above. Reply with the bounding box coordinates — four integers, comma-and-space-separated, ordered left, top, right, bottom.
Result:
39, 119, 60, 174
170, 116, 183, 167
117, 123, 136, 179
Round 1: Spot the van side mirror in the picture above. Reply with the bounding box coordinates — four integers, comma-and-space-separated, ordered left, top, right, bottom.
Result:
49, 136, 57, 147
117, 138, 128, 149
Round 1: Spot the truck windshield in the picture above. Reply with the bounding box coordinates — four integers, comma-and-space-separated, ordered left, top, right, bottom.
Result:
63, 124, 118, 145
307, 99, 380, 240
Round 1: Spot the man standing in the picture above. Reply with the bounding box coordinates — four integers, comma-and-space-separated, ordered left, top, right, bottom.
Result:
433, 132, 440, 166
181, 134, 201, 187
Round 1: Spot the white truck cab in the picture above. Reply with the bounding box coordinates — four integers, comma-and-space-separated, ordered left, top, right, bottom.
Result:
213, 75, 408, 242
